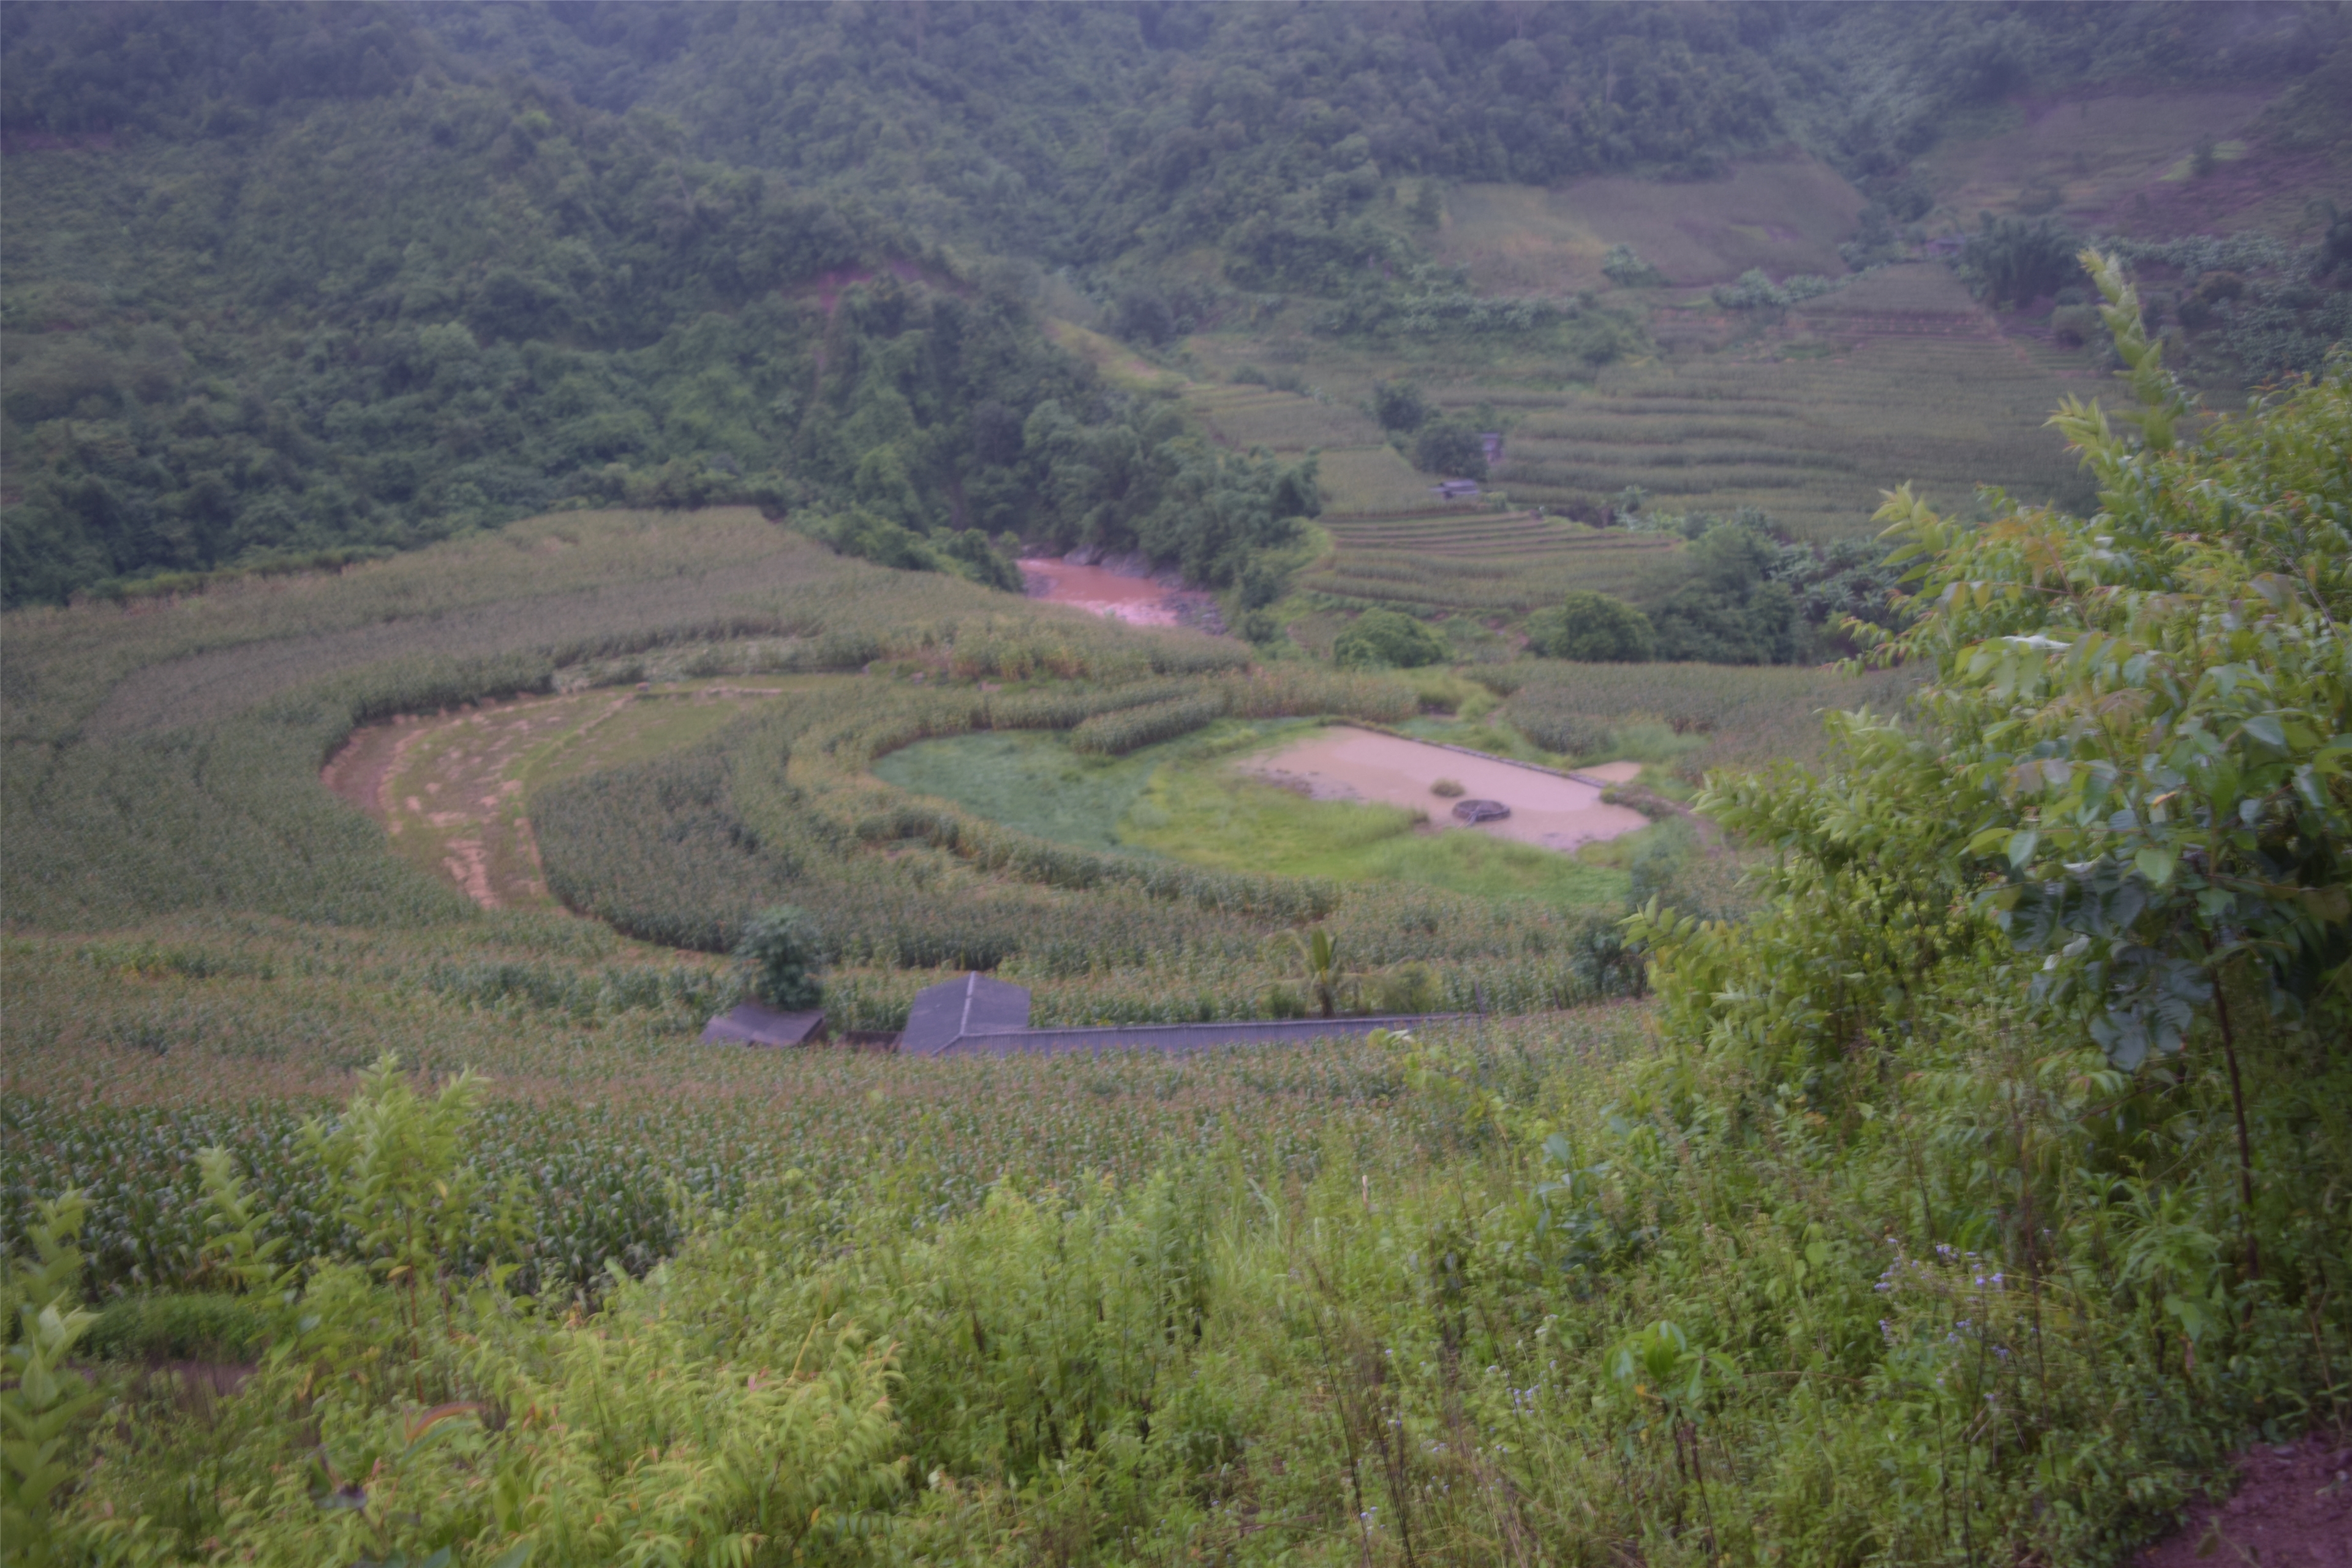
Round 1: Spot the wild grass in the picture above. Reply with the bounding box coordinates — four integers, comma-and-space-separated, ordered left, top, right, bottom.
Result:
875, 730, 1172, 853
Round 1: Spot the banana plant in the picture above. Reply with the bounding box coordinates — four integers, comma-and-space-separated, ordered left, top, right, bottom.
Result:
1274, 927, 1355, 1019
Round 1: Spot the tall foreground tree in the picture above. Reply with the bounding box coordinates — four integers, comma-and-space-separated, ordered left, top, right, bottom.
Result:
1638, 252, 2348, 1277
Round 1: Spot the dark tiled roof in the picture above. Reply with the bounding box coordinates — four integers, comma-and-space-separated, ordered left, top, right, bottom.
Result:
701, 1003, 827, 1047
900, 972, 1034, 1055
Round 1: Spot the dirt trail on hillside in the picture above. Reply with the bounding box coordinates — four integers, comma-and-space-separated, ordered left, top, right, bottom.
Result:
323, 685, 794, 911
325, 695, 620, 909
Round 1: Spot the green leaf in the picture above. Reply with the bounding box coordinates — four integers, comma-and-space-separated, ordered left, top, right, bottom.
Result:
2133, 846, 2175, 888
2007, 829, 2040, 869
2303, 885, 2351, 922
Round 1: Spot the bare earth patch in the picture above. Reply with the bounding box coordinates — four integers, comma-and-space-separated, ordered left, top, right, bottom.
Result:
1243, 726, 1649, 853
2133, 1437, 2352, 1568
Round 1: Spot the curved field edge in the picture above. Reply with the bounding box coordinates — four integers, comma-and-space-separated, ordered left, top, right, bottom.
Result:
873, 721, 1641, 905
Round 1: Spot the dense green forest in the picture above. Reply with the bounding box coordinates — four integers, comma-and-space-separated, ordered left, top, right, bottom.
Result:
5, 1, 2342, 607
0, 5, 1319, 605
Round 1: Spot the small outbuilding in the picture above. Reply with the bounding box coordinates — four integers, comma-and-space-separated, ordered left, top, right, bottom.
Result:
701, 1001, 827, 1047
900, 971, 1035, 1055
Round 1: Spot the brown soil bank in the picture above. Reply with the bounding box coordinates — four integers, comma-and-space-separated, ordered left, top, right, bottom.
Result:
2133, 1437, 2352, 1567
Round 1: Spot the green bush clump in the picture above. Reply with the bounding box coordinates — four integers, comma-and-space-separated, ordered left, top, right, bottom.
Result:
1333, 608, 1449, 669
1408, 420, 1489, 480
81, 1294, 270, 1364
1370, 380, 1433, 434
1529, 590, 1656, 662
1710, 268, 1845, 309
734, 905, 826, 1009
1956, 213, 2085, 305
1601, 243, 1667, 287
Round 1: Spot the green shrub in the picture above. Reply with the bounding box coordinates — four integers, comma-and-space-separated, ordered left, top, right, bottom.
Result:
734, 905, 826, 1009
1531, 590, 1654, 662
1601, 243, 1667, 287
83, 1294, 270, 1363
1409, 420, 1488, 479
1370, 380, 1433, 434
1332, 608, 1448, 669
2051, 303, 2103, 345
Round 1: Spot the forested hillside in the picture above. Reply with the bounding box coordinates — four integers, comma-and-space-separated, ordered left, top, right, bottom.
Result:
0, 4, 1317, 605
410, 1, 2333, 270
2, 1, 2344, 608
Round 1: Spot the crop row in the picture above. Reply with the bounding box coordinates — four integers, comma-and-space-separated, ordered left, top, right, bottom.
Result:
3, 1008, 1457, 1296
526, 671, 1642, 1011
4, 514, 1273, 934
1069, 692, 1233, 755
1300, 563, 1659, 612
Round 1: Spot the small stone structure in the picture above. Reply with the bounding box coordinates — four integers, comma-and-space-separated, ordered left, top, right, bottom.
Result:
1451, 798, 1510, 823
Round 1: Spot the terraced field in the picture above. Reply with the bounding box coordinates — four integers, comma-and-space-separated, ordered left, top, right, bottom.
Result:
1188, 263, 2103, 554
1183, 379, 1683, 616
1494, 268, 2098, 540
1302, 508, 1677, 614
1185, 383, 1376, 451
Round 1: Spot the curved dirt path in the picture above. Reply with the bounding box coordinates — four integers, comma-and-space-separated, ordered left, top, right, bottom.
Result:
322, 683, 804, 910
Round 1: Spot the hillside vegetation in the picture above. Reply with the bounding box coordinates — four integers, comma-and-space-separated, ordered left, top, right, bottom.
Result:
4, 262, 2346, 1564
3, 6, 2350, 1562
0, 20, 1316, 606
7, 2, 2346, 609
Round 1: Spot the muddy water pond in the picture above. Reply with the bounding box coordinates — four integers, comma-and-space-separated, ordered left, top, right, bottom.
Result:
1018, 559, 1195, 626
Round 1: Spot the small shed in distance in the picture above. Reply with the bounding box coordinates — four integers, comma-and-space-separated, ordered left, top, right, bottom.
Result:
701, 1001, 827, 1047
901, 971, 1033, 1055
